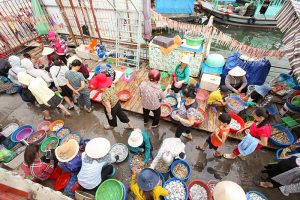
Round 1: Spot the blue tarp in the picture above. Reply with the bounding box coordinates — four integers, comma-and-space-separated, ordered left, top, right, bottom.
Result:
156, 0, 195, 14
221, 52, 271, 86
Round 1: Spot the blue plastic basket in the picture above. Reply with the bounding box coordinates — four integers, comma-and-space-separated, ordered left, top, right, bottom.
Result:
59, 132, 81, 145
10, 125, 34, 142
269, 124, 294, 147
55, 127, 71, 140
163, 177, 188, 200
201, 62, 223, 75
170, 160, 191, 181
158, 171, 165, 186
163, 95, 178, 107
246, 190, 268, 200
119, 181, 127, 200
276, 147, 300, 160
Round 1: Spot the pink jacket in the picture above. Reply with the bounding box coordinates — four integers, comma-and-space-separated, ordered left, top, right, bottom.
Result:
50, 38, 68, 55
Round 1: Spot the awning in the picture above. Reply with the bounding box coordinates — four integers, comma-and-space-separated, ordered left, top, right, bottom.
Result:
276, 0, 300, 82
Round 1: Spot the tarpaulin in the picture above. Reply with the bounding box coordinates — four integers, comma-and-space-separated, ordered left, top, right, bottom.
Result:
156, 0, 195, 14
31, 0, 49, 35
221, 52, 271, 86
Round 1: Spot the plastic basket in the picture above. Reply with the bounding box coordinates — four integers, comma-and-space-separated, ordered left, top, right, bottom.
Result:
56, 127, 71, 140
163, 177, 188, 200
117, 90, 132, 102
96, 179, 123, 200
194, 107, 207, 127
269, 124, 294, 147
41, 136, 59, 153
49, 165, 62, 179
10, 125, 34, 142
196, 89, 209, 102
1, 123, 19, 138
49, 120, 64, 132
54, 172, 71, 191
225, 96, 245, 114
246, 190, 268, 200
188, 180, 212, 200
37, 121, 51, 132
26, 130, 47, 145
109, 143, 129, 163
60, 132, 81, 145
157, 171, 165, 186
162, 95, 178, 107
228, 113, 245, 133
276, 147, 300, 160
118, 181, 127, 200
170, 160, 191, 181
161, 103, 172, 118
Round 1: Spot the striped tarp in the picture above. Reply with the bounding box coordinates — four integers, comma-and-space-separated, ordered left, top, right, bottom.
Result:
276, 0, 300, 82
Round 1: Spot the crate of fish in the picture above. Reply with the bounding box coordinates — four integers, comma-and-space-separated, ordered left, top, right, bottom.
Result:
164, 177, 188, 200
60, 132, 81, 145
109, 143, 129, 163
170, 160, 191, 181
56, 127, 71, 140
269, 124, 294, 147
246, 190, 268, 200
225, 96, 245, 114
188, 180, 212, 200
228, 113, 245, 133
128, 153, 150, 173
162, 95, 178, 107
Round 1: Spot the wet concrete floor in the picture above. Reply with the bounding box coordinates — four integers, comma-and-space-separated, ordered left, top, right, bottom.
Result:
0, 94, 299, 200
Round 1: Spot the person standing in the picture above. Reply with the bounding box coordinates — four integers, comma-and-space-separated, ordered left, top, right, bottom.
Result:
65, 59, 93, 113
91, 73, 133, 130
171, 55, 190, 104
223, 107, 272, 159
49, 55, 74, 110
139, 69, 170, 128
48, 31, 68, 65
223, 66, 247, 94
173, 85, 198, 140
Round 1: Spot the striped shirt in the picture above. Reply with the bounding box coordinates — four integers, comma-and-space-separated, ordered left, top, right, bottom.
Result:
22, 160, 54, 181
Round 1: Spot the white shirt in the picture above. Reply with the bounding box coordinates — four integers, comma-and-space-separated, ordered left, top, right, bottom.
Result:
77, 152, 116, 190
49, 65, 69, 87
150, 138, 185, 169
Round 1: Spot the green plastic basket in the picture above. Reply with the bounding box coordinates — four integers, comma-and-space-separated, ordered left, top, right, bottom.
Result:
185, 33, 205, 46
40, 136, 59, 153
96, 179, 123, 200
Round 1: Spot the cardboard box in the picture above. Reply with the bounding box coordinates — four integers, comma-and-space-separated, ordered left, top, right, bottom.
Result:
200, 74, 221, 91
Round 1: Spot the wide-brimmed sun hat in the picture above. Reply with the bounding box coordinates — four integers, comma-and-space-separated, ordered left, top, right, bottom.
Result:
48, 31, 56, 40
255, 84, 272, 97
228, 66, 246, 77
85, 137, 111, 159
128, 129, 143, 148
90, 73, 113, 89
42, 47, 55, 56
55, 139, 79, 162
180, 55, 190, 65
137, 168, 159, 191
213, 181, 246, 200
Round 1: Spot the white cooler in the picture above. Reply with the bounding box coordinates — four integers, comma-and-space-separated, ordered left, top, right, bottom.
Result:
200, 74, 221, 91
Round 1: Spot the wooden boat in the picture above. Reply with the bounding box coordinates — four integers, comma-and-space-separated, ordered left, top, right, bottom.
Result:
201, 1, 278, 28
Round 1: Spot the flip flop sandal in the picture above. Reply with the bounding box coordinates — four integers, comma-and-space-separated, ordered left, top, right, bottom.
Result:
43, 117, 52, 121
182, 133, 192, 140
223, 154, 236, 159
68, 106, 75, 110
104, 125, 114, 130
213, 153, 223, 158
151, 124, 160, 128
252, 180, 273, 188
195, 145, 204, 151
124, 126, 134, 130
86, 107, 94, 113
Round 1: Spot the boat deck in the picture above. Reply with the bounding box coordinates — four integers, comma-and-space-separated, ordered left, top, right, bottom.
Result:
26, 46, 280, 149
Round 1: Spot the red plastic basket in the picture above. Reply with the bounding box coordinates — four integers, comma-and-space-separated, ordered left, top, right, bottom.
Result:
188, 180, 212, 200
117, 90, 132, 102
54, 172, 71, 191
37, 121, 51, 132
228, 112, 245, 133
161, 103, 172, 118
49, 165, 62, 180
196, 89, 209, 102
194, 107, 207, 127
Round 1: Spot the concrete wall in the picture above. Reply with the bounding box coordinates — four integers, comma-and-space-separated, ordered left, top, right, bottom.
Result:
0, 168, 72, 200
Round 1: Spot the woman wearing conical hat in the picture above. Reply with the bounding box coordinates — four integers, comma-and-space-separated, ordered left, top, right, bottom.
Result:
224, 66, 247, 94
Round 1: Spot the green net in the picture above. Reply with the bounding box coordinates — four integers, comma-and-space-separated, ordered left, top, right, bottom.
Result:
31, 0, 49, 35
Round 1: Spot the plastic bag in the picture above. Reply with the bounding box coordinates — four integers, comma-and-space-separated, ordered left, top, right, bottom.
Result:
0, 145, 17, 163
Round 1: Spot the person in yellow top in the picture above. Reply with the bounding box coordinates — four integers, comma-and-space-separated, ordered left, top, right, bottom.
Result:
130, 168, 168, 200
207, 87, 229, 107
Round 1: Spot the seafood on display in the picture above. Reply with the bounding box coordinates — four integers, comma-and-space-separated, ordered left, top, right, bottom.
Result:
271, 128, 290, 144
56, 128, 70, 139
161, 105, 171, 117
173, 163, 188, 179
155, 159, 170, 172
248, 192, 267, 200
130, 154, 149, 173
27, 131, 44, 143
163, 96, 177, 107
165, 180, 186, 200
229, 119, 241, 130
190, 184, 208, 200
110, 143, 128, 162
227, 97, 244, 110
52, 123, 63, 132
195, 110, 204, 122
61, 134, 80, 145
45, 140, 58, 151
119, 94, 130, 101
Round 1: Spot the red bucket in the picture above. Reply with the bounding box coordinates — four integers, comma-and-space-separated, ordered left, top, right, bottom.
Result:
49, 165, 62, 180
188, 179, 212, 200
228, 113, 245, 133
194, 107, 207, 127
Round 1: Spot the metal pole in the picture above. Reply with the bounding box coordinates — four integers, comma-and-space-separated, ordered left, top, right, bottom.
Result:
125, 0, 133, 43
78, 0, 90, 36
69, 0, 85, 44
56, 0, 78, 46
204, 16, 214, 57
0, 13, 19, 48
89, 0, 102, 44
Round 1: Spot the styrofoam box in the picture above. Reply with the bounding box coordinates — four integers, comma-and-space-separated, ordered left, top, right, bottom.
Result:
200, 74, 221, 91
